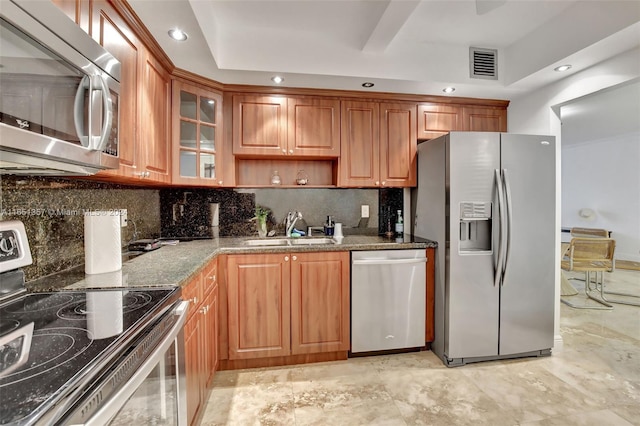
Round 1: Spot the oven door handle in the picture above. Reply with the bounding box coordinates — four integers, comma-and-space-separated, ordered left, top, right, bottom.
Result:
352, 258, 427, 265
81, 301, 189, 426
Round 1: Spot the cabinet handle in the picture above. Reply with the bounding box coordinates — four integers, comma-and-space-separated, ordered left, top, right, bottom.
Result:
200, 306, 208, 315
375, 181, 380, 186
292, 255, 297, 261
135, 171, 150, 178
218, 180, 223, 185
189, 296, 198, 305
289, 149, 293, 154
284, 256, 289, 261
209, 274, 216, 282
282, 149, 287, 154
382, 181, 386, 186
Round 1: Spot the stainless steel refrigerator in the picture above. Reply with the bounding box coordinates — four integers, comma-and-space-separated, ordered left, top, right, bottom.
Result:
411, 132, 556, 367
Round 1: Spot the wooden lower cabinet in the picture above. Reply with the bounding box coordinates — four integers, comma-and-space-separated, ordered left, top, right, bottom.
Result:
226, 253, 291, 360
183, 258, 219, 426
226, 251, 350, 361
201, 260, 219, 386
290, 252, 350, 354
184, 306, 203, 426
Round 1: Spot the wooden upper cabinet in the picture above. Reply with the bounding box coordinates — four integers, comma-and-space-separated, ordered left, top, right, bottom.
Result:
51, 0, 90, 32
233, 95, 340, 158
418, 103, 461, 140
232, 95, 288, 157
380, 103, 417, 187
139, 50, 171, 183
287, 97, 340, 157
226, 254, 291, 360
340, 101, 416, 187
91, 0, 141, 180
339, 101, 380, 187
290, 252, 350, 355
462, 106, 507, 132
173, 81, 224, 186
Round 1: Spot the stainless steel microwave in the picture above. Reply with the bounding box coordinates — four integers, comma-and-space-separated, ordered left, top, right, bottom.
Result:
0, 0, 120, 176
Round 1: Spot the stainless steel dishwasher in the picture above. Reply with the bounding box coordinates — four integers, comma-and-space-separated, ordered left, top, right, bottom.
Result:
351, 249, 427, 353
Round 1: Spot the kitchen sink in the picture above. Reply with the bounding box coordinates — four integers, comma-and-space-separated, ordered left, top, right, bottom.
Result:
290, 237, 335, 245
242, 237, 336, 246
243, 238, 291, 246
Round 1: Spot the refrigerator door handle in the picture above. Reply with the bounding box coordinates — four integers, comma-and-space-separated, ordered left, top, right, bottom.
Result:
494, 169, 506, 287
502, 169, 513, 285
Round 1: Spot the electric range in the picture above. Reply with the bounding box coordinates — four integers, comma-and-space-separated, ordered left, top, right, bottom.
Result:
0, 220, 185, 425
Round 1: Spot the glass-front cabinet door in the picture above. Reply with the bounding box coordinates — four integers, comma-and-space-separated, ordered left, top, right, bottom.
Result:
172, 81, 223, 185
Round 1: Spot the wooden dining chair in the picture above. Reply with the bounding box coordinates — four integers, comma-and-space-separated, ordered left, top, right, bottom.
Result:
570, 227, 609, 238
561, 237, 615, 310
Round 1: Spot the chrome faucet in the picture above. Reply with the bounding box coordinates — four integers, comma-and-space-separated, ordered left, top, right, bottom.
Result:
285, 211, 302, 237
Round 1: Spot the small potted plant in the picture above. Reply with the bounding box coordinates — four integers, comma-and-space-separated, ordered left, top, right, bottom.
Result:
253, 205, 270, 238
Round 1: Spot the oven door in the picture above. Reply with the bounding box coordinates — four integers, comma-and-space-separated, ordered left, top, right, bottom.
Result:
64, 301, 188, 426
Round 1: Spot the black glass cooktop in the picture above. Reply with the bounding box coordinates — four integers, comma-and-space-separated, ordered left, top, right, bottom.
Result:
0, 287, 179, 425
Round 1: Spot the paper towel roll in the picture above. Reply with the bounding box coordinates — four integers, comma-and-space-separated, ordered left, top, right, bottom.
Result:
84, 211, 122, 274
86, 290, 123, 339
84, 270, 128, 288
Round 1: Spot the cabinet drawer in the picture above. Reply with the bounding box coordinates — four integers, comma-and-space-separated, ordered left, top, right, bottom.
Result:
183, 273, 203, 317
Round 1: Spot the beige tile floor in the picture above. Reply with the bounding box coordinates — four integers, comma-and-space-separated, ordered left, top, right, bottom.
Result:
200, 269, 640, 426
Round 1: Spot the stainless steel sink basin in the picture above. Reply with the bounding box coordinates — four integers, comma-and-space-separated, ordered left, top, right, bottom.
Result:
242, 237, 336, 246
243, 238, 291, 246
290, 238, 335, 245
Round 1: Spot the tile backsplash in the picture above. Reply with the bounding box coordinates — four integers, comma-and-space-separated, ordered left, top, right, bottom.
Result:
0, 176, 160, 280
1, 175, 404, 281
159, 187, 402, 238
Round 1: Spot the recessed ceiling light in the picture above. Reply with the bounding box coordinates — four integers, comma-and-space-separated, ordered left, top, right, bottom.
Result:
362, 82, 374, 88
442, 87, 456, 93
554, 64, 572, 72
168, 29, 188, 41
271, 76, 284, 84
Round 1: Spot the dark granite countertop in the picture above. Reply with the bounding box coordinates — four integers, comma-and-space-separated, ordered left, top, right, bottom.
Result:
25, 234, 437, 292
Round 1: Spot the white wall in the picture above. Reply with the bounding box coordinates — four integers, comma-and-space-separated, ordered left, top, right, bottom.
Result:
508, 47, 640, 136
562, 132, 640, 262
507, 47, 640, 351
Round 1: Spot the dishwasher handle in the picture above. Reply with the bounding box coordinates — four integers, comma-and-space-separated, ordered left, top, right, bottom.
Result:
352, 258, 427, 266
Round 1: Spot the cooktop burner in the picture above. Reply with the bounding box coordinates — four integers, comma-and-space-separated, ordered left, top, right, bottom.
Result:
0, 287, 180, 426
57, 292, 154, 321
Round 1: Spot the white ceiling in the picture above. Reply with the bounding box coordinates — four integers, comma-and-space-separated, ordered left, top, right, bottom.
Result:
561, 80, 640, 146
129, 0, 640, 101
128, 0, 640, 146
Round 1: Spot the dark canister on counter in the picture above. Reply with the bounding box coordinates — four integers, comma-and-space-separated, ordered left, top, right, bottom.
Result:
324, 215, 334, 236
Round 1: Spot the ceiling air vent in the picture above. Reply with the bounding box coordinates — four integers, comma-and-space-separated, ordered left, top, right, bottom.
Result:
469, 47, 498, 80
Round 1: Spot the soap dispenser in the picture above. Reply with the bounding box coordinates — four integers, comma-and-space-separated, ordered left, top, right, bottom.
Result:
324, 215, 335, 236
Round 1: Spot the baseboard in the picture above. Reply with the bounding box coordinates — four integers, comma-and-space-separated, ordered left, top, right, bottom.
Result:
219, 351, 348, 370
553, 334, 564, 353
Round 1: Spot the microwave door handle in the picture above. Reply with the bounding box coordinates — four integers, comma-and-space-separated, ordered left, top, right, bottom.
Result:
91, 75, 113, 151
73, 75, 91, 147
